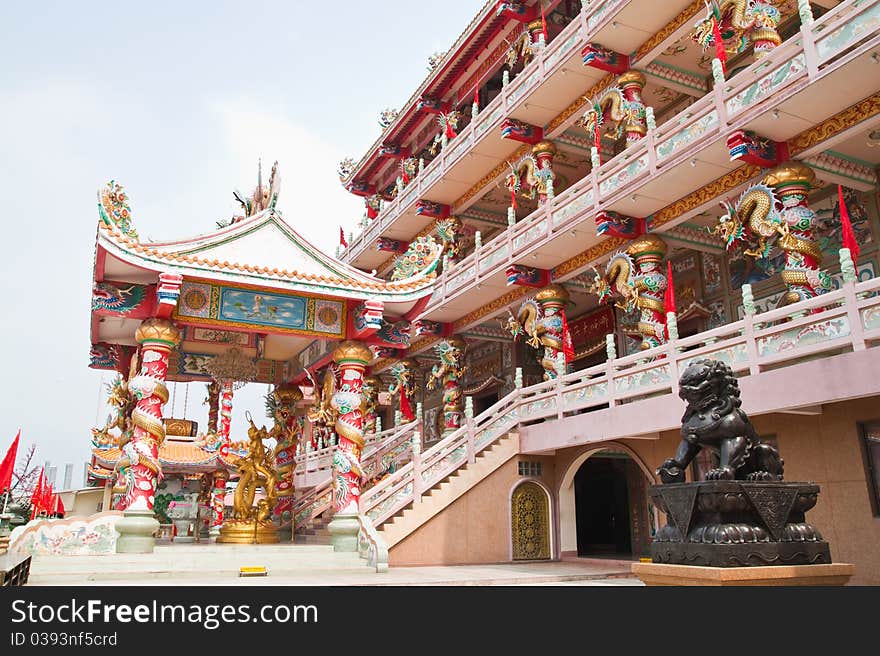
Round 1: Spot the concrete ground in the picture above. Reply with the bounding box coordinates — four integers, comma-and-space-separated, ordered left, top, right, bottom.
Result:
26, 550, 643, 586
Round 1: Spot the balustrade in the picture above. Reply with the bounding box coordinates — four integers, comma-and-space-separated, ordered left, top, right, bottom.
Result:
421, 0, 880, 313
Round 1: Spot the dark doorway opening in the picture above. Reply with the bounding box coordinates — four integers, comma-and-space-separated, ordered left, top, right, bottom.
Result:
474, 392, 498, 416
574, 454, 632, 556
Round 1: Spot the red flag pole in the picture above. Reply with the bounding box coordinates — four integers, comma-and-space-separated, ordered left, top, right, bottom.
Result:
838, 185, 860, 263
712, 16, 727, 75
0, 429, 21, 513
30, 468, 44, 520
541, 3, 548, 42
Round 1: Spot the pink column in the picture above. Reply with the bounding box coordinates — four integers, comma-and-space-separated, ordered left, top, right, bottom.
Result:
330, 341, 372, 515
210, 470, 228, 534
328, 341, 372, 552
124, 318, 182, 511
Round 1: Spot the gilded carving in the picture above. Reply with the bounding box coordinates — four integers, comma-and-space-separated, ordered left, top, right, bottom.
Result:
788, 93, 880, 156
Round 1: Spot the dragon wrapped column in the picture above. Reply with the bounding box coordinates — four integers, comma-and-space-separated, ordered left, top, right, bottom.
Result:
330, 341, 372, 515
388, 358, 418, 422
205, 381, 220, 434
427, 338, 468, 437
125, 318, 181, 512
764, 163, 831, 305
268, 383, 304, 526
535, 284, 570, 379
218, 380, 234, 444
618, 71, 648, 146
361, 376, 381, 434
209, 470, 228, 534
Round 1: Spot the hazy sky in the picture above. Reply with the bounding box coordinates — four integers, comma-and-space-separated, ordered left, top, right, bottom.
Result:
0, 0, 486, 485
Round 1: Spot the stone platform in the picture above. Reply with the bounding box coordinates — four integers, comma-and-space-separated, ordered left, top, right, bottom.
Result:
650, 480, 831, 567
632, 562, 854, 586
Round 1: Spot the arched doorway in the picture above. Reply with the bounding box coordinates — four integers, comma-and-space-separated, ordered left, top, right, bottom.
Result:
559, 445, 655, 559
511, 481, 551, 560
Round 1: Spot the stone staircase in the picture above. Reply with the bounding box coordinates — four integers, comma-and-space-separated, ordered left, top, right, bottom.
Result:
25, 543, 367, 585
294, 514, 332, 545
378, 433, 519, 548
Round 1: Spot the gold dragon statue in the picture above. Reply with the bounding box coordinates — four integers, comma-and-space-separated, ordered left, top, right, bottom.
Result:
217, 414, 280, 544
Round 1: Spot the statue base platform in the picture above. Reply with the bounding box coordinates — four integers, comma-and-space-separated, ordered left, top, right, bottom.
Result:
216, 520, 279, 545
650, 480, 832, 567
631, 562, 854, 586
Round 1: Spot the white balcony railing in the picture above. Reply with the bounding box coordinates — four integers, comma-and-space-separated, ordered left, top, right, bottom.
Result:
422, 0, 880, 315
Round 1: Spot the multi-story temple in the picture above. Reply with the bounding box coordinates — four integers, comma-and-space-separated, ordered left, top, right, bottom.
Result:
76, 0, 879, 583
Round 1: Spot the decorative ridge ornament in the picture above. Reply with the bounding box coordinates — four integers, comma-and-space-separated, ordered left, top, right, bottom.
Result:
427, 51, 447, 71
98, 181, 139, 240
378, 108, 399, 131
232, 160, 280, 220
337, 157, 356, 181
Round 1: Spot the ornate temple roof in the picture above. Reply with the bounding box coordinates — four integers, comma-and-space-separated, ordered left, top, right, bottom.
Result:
97, 201, 439, 303
91, 440, 240, 475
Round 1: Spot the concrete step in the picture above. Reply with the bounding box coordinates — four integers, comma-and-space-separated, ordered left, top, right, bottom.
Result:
27, 543, 367, 583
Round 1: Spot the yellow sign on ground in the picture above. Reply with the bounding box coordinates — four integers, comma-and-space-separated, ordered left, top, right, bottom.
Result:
239, 566, 268, 577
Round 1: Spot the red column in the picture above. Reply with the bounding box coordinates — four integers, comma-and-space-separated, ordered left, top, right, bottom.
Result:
124, 318, 182, 512
330, 341, 372, 514
210, 470, 228, 534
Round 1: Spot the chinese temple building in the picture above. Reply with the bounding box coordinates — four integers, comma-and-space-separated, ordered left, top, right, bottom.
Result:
334, 0, 880, 583
67, 0, 880, 584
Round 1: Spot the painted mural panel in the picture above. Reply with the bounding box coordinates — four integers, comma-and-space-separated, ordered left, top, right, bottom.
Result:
174, 281, 345, 337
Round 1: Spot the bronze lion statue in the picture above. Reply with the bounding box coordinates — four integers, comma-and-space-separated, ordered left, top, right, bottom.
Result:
657, 359, 784, 484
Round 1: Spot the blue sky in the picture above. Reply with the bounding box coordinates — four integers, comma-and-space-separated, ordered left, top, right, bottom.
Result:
0, 0, 486, 484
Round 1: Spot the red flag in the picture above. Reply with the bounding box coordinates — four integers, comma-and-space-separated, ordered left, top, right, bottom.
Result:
0, 430, 20, 494
339, 227, 348, 248
561, 312, 575, 364
838, 185, 860, 263
664, 260, 676, 314
41, 481, 54, 516
56, 495, 65, 517
444, 118, 457, 140
399, 390, 414, 421
541, 3, 548, 41
712, 16, 726, 75
30, 468, 44, 519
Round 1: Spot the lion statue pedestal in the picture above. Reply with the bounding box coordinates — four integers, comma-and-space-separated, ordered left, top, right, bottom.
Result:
631, 359, 853, 585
